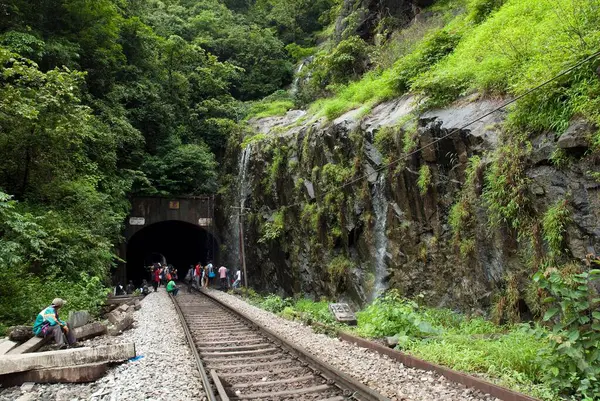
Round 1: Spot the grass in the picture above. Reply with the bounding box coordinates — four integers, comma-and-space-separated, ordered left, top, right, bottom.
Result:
300, 0, 600, 147
308, 68, 398, 120
244, 89, 295, 120
246, 99, 295, 120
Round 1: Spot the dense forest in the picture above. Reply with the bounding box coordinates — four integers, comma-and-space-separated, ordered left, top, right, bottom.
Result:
2, 0, 600, 398
0, 0, 334, 328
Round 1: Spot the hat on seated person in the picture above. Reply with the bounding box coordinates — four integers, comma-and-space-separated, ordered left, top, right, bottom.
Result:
52, 298, 66, 308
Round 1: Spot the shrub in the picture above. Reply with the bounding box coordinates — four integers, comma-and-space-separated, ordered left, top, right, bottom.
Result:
259, 209, 285, 243
533, 267, 600, 398
417, 165, 432, 195
356, 290, 441, 339
327, 255, 353, 282
260, 294, 293, 313
294, 299, 335, 324
483, 134, 532, 231
541, 199, 571, 256
322, 35, 369, 84
467, 0, 506, 23
388, 29, 461, 94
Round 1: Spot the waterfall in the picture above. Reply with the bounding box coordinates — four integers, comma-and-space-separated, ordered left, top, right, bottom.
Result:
371, 173, 389, 300
229, 144, 252, 269
291, 57, 313, 95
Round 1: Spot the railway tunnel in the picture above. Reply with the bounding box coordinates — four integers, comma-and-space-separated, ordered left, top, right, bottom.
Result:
125, 220, 219, 284
115, 196, 219, 285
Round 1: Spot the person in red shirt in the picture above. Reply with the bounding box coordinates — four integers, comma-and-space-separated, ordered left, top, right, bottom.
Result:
152, 266, 160, 292
194, 263, 201, 289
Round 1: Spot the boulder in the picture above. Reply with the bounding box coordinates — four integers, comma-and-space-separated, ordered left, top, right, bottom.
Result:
116, 304, 130, 314
557, 119, 593, 149
7, 326, 33, 343
68, 311, 90, 329
106, 311, 134, 336
73, 322, 107, 341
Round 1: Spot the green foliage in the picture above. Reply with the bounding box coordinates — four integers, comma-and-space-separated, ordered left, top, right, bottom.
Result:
409, 327, 552, 399
0, 192, 111, 326
415, 0, 600, 131
402, 124, 419, 153
356, 290, 441, 339
248, 0, 336, 45
327, 255, 353, 282
550, 148, 570, 169
542, 200, 571, 256
140, 142, 218, 195
285, 43, 317, 61
417, 165, 432, 195
260, 294, 293, 313
483, 134, 532, 231
293, 299, 335, 324
321, 35, 369, 84
467, 0, 506, 24
449, 155, 483, 257
245, 90, 294, 119
259, 210, 285, 243
246, 285, 557, 399
308, 68, 398, 120
533, 267, 600, 398
389, 29, 461, 94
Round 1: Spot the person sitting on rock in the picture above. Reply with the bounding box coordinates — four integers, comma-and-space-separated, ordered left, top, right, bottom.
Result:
126, 280, 136, 294
141, 279, 150, 295
33, 298, 78, 349
166, 278, 179, 296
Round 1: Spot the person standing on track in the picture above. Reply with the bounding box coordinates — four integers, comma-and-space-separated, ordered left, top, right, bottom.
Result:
194, 262, 202, 289
186, 265, 194, 293
203, 264, 209, 288
218, 265, 228, 290
232, 269, 242, 289
207, 260, 215, 286
152, 266, 160, 292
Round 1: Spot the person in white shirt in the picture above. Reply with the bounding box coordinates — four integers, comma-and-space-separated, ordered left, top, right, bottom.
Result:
232, 269, 242, 289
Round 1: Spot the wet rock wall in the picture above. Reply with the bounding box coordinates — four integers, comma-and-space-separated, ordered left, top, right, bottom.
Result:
220, 95, 600, 314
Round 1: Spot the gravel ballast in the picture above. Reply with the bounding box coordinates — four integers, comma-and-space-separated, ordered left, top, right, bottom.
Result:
206, 289, 501, 401
0, 288, 204, 401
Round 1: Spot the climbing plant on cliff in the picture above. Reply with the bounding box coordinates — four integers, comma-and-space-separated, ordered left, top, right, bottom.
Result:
483, 133, 533, 232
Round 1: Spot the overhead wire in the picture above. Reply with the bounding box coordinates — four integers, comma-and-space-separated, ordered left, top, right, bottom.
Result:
231, 49, 600, 217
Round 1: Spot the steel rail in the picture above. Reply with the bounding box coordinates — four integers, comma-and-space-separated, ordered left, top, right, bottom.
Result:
170, 293, 218, 401
195, 289, 389, 401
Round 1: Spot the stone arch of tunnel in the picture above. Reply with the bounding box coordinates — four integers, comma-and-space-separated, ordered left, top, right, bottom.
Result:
125, 220, 219, 285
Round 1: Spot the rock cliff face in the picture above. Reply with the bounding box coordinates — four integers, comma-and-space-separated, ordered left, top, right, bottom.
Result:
334, 0, 436, 41
221, 95, 600, 314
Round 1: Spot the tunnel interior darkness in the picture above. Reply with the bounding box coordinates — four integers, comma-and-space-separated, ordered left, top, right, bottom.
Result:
126, 220, 218, 285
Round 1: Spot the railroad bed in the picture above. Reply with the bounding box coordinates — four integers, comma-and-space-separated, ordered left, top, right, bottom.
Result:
172, 291, 388, 401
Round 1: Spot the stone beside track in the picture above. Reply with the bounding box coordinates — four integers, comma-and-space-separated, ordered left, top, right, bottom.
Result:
205, 289, 501, 401
0, 288, 205, 401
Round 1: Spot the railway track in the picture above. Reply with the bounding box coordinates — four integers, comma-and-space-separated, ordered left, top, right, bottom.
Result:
171, 290, 389, 401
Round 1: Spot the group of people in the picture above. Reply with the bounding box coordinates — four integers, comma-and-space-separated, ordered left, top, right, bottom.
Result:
185, 261, 242, 292
115, 259, 244, 300
151, 263, 179, 296
114, 280, 150, 296
30, 258, 243, 350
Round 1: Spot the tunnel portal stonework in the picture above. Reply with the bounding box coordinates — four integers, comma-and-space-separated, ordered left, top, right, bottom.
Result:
114, 196, 219, 284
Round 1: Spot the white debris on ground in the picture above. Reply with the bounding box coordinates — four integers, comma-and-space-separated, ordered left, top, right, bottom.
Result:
0, 288, 204, 401
206, 289, 502, 401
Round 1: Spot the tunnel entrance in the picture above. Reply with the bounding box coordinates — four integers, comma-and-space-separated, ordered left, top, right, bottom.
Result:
126, 221, 219, 285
